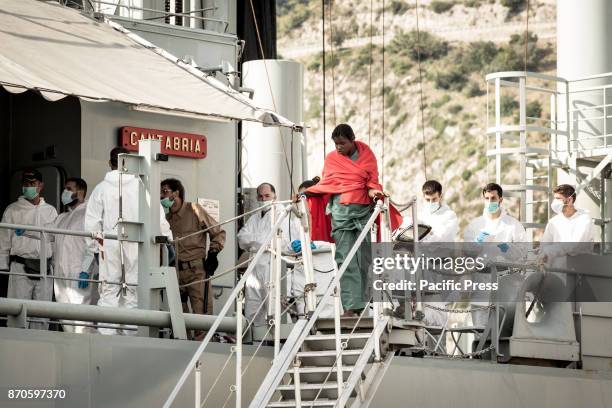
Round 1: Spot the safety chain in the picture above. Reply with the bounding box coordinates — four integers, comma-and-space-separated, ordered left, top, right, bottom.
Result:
422, 303, 495, 313
415, 344, 496, 359
423, 265, 526, 278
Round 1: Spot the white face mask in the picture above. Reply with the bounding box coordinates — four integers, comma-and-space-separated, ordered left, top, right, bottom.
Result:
61, 189, 76, 205
427, 202, 441, 214
551, 198, 565, 214
257, 200, 271, 213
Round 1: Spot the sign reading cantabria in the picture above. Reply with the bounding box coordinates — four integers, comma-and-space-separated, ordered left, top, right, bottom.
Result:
120, 127, 207, 159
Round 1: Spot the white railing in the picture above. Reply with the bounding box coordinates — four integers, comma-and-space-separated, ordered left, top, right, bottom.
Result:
164, 199, 313, 408
60, 0, 229, 32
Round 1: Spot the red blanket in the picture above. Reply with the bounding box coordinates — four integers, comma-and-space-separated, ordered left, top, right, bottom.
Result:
306, 141, 382, 205
305, 141, 402, 241
306, 196, 403, 242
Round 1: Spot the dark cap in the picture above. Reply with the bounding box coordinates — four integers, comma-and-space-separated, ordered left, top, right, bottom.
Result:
22, 169, 43, 183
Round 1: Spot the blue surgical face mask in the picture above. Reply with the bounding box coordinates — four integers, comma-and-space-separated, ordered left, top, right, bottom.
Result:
22, 186, 39, 200
61, 189, 76, 205
160, 197, 174, 209
485, 201, 500, 214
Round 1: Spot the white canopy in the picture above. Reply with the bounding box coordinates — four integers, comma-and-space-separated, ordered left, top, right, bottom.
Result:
0, 0, 295, 127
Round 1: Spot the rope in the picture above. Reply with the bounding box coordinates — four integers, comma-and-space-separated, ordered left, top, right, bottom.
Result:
524, 0, 530, 72
178, 257, 253, 289
322, 0, 326, 157
415, 0, 428, 179
381, 0, 386, 186
328, 0, 337, 126
368, 0, 373, 145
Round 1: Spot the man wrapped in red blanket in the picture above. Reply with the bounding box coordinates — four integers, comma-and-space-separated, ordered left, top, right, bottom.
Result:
304, 124, 400, 315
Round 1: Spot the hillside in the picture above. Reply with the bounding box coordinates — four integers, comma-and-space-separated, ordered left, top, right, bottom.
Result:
277, 0, 557, 231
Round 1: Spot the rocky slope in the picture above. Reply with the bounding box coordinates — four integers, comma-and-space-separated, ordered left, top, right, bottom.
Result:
278, 0, 557, 230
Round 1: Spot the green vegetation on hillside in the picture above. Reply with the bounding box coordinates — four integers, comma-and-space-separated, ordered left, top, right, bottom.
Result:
280, 0, 555, 224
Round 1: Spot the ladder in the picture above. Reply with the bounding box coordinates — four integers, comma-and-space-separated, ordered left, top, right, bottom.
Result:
485, 72, 569, 238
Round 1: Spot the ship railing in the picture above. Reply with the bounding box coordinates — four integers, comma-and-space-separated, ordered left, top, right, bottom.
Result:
60, 0, 230, 33
0, 199, 291, 334
163, 196, 317, 407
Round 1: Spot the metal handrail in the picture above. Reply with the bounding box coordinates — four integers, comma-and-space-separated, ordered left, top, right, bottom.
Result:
485, 71, 568, 84
248, 200, 384, 408
0, 270, 135, 287
0, 222, 118, 240
163, 205, 292, 408
0, 298, 236, 331
87, 0, 229, 28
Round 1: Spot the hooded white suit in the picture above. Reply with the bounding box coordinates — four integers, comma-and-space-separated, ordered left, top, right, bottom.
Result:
53, 201, 98, 333
84, 170, 172, 335
0, 196, 57, 330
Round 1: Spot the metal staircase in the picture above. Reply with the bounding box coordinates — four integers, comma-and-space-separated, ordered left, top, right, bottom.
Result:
266, 316, 392, 408
248, 199, 395, 408
163, 198, 396, 408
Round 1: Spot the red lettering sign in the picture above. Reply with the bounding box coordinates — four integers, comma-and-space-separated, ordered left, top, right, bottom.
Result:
120, 127, 207, 159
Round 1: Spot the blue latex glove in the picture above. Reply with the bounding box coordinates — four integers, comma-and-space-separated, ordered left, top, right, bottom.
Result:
291, 240, 316, 253
475, 231, 490, 243
497, 243, 510, 253
291, 240, 302, 253
78, 271, 90, 289
14, 229, 25, 236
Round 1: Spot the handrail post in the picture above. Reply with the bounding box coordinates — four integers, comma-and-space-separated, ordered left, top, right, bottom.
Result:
40, 231, 49, 320
235, 291, 244, 408
298, 197, 317, 315
270, 202, 283, 357
267, 205, 277, 323
194, 360, 201, 408
330, 244, 344, 397
491, 264, 499, 362
163, 207, 292, 408
408, 197, 423, 321
292, 358, 302, 408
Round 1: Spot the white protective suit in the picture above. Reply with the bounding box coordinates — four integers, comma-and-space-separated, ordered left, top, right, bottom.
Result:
540, 208, 594, 269
53, 201, 98, 333
238, 205, 300, 326
0, 196, 58, 330
84, 170, 172, 335
414, 204, 459, 327
416, 203, 459, 243
464, 208, 528, 326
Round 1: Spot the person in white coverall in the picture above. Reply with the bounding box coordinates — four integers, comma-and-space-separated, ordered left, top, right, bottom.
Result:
84, 147, 172, 336
237, 183, 300, 327
539, 184, 594, 268
409, 180, 459, 328
0, 169, 58, 330
53, 177, 98, 333
464, 183, 528, 327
